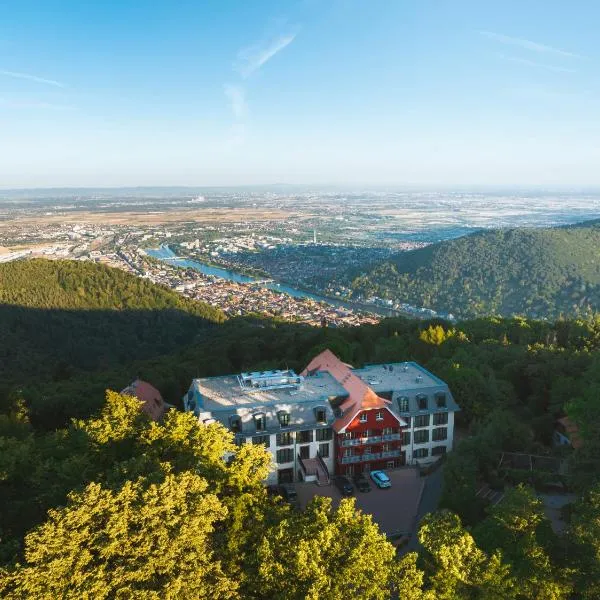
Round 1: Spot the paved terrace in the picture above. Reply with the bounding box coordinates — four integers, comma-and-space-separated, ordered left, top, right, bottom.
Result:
295, 467, 425, 536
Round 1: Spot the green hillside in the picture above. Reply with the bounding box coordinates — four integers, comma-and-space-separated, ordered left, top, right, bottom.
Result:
0, 258, 224, 317
0, 259, 224, 426
351, 220, 600, 319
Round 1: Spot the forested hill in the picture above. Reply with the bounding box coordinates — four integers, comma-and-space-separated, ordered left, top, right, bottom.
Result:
350, 220, 600, 319
0, 259, 224, 427
0, 258, 224, 318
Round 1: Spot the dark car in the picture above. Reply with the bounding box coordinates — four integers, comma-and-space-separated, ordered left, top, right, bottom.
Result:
279, 483, 298, 503
387, 530, 412, 551
335, 476, 354, 496
353, 473, 371, 492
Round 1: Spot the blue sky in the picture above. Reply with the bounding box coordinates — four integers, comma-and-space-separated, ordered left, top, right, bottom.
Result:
1, 0, 598, 187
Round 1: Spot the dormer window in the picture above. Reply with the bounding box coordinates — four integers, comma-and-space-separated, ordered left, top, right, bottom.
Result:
278, 411, 290, 427
398, 396, 409, 413
375, 410, 383, 421
229, 415, 242, 433
359, 413, 368, 423
314, 406, 327, 424
435, 392, 447, 408
417, 395, 428, 410
254, 413, 266, 432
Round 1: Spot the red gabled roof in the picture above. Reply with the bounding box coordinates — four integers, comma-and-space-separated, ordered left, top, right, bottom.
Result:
302, 349, 395, 433
121, 379, 165, 421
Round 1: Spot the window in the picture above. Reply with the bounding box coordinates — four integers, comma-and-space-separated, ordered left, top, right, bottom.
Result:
435, 392, 447, 408
432, 427, 447, 441
398, 396, 409, 412
387, 461, 395, 469
359, 412, 368, 423
433, 412, 448, 426
403, 416, 411, 428
417, 395, 428, 410
382, 443, 390, 452
316, 428, 332, 441
297, 430, 313, 444
344, 432, 352, 439
432, 445, 447, 456
314, 407, 327, 424
276, 432, 293, 447
229, 415, 242, 433
346, 465, 354, 476
414, 448, 429, 459
401, 431, 411, 445
344, 448, 353, 457
375, 410, 383, 421
319, 443, 330, 458
362, 430, 369, 438
414, 415, 430, 428
414, 430, 429, 444
383, 427, 394, 435
277, 411, 290, 427
276, 448, 293, 464
253, 413, 266, 432
252, 435, 270, 447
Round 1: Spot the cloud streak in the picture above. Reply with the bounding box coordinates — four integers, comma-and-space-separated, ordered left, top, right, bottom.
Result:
0, 97, 74, 110
235, 32, 297, 78
480, 31, 584, 59
224, 84, 247, 119
496, 53, 577, 73
0, 69, 65, 88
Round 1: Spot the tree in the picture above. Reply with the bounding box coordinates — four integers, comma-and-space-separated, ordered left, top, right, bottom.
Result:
474, 486, 570, 599
255, 496, 400, 600
0, 472, 237, 599
568, 484, 600, 598
418, 510, 516, 599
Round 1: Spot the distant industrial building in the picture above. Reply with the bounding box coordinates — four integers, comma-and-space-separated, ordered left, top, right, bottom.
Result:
183, 349, 459, 484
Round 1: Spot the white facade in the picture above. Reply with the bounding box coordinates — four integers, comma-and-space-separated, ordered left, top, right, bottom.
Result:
401, 411, 455, 465
242, 431, 335, 485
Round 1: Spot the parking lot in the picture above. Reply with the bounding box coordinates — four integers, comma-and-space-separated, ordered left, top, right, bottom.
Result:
295, 467, 425, 535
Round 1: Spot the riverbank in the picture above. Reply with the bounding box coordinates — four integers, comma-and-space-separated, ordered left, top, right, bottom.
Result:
146, 245, 405, 318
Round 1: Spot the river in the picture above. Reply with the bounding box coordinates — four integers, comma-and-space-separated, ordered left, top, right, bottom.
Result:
145, 245, 399, 317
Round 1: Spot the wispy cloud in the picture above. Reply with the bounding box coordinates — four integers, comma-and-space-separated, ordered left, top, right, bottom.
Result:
496, 53, 577, 74
235, 32, 297, 78
224, 84, 247, 119
0, 69, 65, 88
480, 31, 584, 59
0, 97, 74, 110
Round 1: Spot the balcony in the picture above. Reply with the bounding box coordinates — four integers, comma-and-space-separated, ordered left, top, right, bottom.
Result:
340, 434, 391, 447
381, 449, 402, 458
341, 452, 383, 464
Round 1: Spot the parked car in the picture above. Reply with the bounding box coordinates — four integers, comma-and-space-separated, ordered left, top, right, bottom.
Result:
335, 476, 354, 496
279, 483, 298, 503
353, 473, 371, 492
387, 530, 412, 550
370, 470, 392, 489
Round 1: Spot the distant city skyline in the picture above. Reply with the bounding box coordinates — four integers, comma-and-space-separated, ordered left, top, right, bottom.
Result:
1, 0, 599, 188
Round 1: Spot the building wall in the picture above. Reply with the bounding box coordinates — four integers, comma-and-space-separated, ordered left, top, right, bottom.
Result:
244, 429, 335, 484
401, 411, 455, 465
335, 407, 404, 476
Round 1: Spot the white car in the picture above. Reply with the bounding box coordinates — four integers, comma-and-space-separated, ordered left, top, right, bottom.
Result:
370, 470, 391, 489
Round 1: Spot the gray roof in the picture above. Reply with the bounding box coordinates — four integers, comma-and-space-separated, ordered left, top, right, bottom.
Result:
186, 370, 348, 435
354, 362, 460, 415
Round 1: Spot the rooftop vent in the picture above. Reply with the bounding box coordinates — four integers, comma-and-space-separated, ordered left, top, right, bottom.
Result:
416, 375, 423, 383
